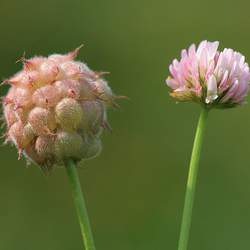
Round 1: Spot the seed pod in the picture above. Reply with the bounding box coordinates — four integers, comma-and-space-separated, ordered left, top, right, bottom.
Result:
24, 144, 44, 166
4, 104, 17, 128
91, 79, 113, 105
22, 123, 35, 148
8, 121, 24, 148
54, 80, 82, 99
39, 60, 59, 83
35, 135, 55, 160
28, 107, 56, 135
55, 131, 84, 162
80, 100, 105, 135
55, 98, 83, 131
81, 136, 102, 160
32, 85, 61, 108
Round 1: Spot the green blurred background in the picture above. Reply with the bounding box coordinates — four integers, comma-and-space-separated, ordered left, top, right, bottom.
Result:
1, 0, 250, 249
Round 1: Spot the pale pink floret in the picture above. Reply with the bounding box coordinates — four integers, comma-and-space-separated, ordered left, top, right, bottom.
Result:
166, 41, 250, 107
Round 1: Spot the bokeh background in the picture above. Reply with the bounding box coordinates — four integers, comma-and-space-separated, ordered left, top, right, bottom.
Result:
1, 0, 250, 249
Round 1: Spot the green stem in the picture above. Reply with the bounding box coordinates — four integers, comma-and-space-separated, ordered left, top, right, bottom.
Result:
66, 159, 96, 250
178, 107, 209, 250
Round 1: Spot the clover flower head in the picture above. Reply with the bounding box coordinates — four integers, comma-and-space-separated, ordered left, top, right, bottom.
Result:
166, 40, 250, 108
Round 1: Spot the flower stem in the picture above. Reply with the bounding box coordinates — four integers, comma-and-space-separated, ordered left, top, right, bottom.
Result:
65, 159, 96, 250
178, 107, 209, 250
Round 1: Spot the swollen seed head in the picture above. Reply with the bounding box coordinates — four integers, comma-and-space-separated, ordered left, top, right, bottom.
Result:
8, 71, 30, 87
60, 61, 82, 79
13, 87, 33, 109
80, 100, 105, 135
39, 60, 59, 83
22, 123, 35, 148
55, 98, 83, 131
15, 106, 30, 123
55, 131, 84, 162
92, 79, 113, 105
35, 135, 55, 160
8, 121, 24, 148
24, 57, 46, 71
7, 121, 34, 151
24, 144, 44, 166
32, 85, 60, 108
79, 79, 95, 100
54, 80, 81, 99
4, 104, 17, 128
3, 48, 121, 170
28, 107, 56, 135
81, 137, 102, 160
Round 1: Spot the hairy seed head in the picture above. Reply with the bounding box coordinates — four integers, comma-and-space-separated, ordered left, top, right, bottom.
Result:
2, 47, 122, 170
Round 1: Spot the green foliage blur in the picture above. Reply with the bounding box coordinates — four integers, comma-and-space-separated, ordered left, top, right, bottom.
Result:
1, 0, 250, 249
